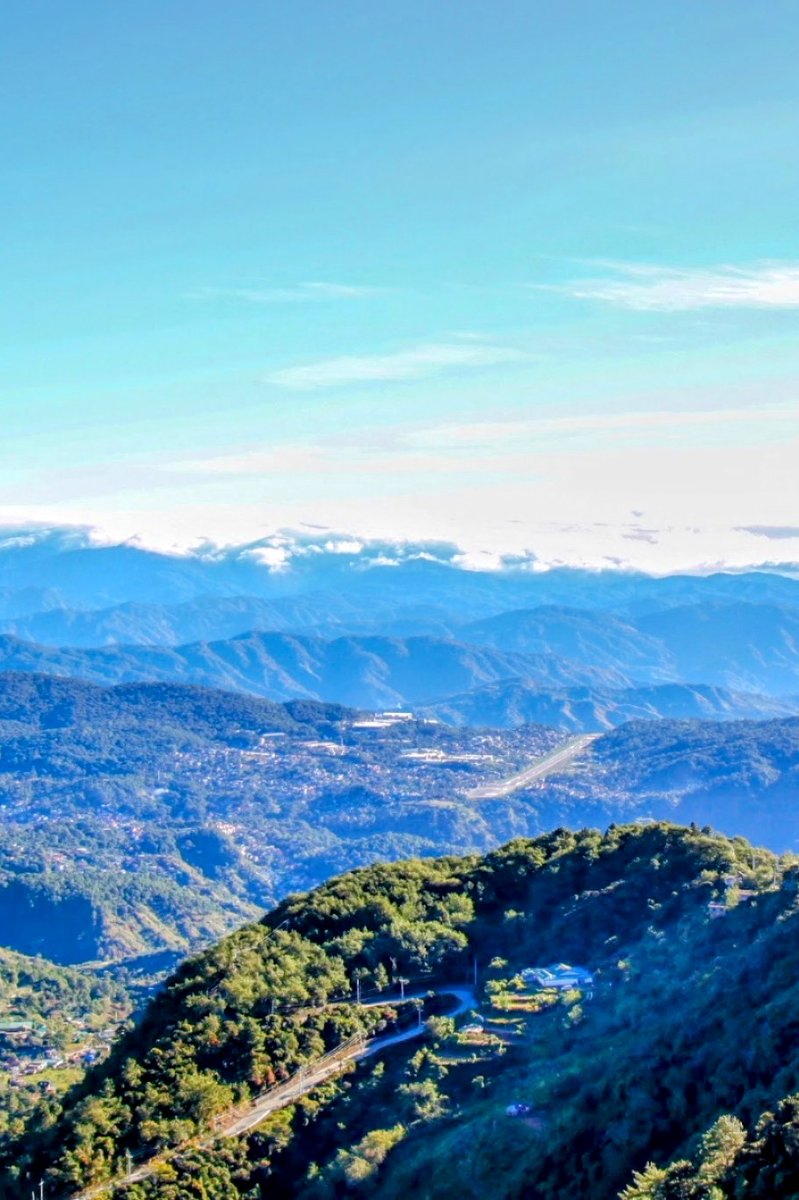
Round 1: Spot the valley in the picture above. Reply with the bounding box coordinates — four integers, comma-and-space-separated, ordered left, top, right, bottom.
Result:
2, 540, 799, 1196
2, 670, 798, 980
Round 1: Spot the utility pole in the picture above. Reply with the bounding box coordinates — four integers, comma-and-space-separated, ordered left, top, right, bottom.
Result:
356, 976, 361, 1005
39, 1181, 44, 1200
126, 1149, 133, 1177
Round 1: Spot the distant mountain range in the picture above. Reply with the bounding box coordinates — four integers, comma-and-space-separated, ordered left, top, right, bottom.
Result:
463, 601, 799, 693
0, 615, 797, 726
0, 631, 623, 709
0, 526, 798, 623
427, 679, 799, 730
0, 529, 796, 730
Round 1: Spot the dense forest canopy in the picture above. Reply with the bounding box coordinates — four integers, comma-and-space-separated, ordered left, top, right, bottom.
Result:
7, 823, 799, 1199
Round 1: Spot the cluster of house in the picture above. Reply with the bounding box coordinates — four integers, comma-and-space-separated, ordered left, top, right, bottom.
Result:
520, 963, 594, 991
351, 711, 418, 730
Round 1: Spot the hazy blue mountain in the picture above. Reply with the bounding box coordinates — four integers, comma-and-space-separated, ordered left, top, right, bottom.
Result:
459, 601, 799, 696
1, 532, 799, 713
2, 610, 799, 714
0, 595, 333, 648
637, 601, 799, 694
461, 605, 672, 680
0, 599, 475, 648
0, 586, 68, 620
0, 527, 798, 622
0, 532, 231, 608
428, 678, 799, 730
0, 632, 628, 708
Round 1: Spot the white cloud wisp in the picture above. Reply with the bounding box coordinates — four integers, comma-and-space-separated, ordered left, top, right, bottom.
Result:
265, 340, 529, 390
539, 260, 799, 311
187, 281, 383, 303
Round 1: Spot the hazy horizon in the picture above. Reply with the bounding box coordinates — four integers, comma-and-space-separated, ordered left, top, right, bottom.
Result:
0, 519, 798, 580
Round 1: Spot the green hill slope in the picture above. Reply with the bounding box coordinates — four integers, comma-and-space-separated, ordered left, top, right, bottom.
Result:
8, 823, 799, 1199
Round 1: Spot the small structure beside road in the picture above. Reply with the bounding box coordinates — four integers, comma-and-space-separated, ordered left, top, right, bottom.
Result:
521, 963, 593, 991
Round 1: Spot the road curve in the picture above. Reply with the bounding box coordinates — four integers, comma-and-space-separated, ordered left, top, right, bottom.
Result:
74, 986, 476, 1198
465, 733, 598, 800
215, 986, 475, 1138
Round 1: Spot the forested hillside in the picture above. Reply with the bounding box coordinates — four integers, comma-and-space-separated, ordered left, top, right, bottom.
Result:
0, 673, 559, 963
532, 717, 799, 849
2, 674, 799, 969
7, 823, 799, 1199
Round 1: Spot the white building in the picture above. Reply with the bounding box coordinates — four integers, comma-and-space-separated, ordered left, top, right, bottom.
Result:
521, 962, 593, 990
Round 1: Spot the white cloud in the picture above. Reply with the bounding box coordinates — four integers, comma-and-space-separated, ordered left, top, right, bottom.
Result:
186, 281, 383, 303
264, 341, 529, 390
537, 260, 799, 311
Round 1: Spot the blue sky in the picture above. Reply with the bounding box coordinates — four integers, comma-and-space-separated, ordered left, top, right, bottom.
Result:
2, 1, 799, 570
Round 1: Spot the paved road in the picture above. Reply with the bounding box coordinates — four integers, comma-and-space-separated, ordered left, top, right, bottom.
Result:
224, 985, 474, 1137
465, 733, 598, 800
74, 986, 475, 1198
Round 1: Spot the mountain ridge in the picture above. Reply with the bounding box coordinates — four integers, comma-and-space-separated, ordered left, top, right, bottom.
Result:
1, 615, 799, 720
427, 677, 799, 730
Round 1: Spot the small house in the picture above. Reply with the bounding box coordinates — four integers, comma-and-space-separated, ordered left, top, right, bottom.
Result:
521, 963, 593, 990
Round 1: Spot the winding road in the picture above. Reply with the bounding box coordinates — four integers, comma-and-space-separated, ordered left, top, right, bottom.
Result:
74, 986, 476, 1198
222, 985, 474, 1138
